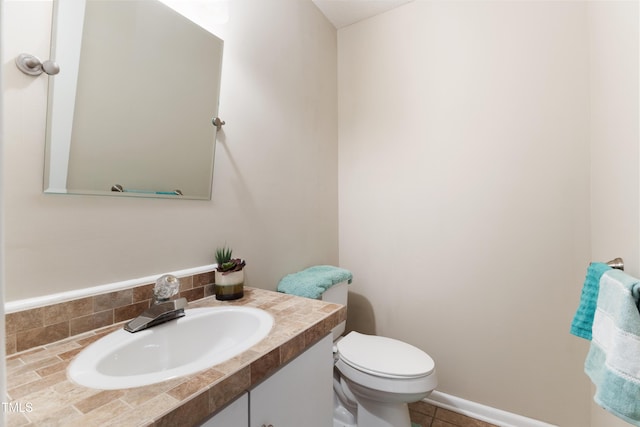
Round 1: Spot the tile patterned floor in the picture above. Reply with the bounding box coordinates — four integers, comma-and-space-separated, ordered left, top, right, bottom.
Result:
410, 400, 499, 427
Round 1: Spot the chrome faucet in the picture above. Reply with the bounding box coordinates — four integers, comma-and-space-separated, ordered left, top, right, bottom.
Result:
124, 274, 188, 333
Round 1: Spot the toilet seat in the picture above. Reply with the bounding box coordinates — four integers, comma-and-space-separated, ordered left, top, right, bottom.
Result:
336, 332, 435, 379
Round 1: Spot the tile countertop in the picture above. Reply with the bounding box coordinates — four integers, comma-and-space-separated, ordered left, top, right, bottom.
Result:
5, 287, 346, 426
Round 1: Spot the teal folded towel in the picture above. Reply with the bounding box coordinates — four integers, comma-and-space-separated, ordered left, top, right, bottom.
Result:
585, 269, 640, 426
570, 262, 611, 340
277, 265, 353, 299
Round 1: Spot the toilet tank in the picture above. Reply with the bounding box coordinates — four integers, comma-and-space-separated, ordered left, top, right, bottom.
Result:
320, 281, 348, 339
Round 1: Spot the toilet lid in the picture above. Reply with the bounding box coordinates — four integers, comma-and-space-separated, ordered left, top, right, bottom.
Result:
336, 332, 435, 379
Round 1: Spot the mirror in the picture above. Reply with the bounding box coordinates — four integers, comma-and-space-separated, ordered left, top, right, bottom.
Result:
44, 0, 224, 200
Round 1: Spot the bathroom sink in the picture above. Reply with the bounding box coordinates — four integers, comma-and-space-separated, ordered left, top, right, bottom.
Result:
68, 306, 274, 389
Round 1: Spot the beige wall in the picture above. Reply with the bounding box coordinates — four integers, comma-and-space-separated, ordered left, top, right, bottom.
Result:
588, 2, 639, 427
338, 1, 593, 426
2, 0, 338, 301
0, 0, 6, 414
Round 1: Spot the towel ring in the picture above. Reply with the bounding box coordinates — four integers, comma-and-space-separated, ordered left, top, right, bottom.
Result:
606, 258, 624, 271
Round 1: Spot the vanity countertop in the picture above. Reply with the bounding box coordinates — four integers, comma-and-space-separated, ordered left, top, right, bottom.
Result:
5, 287, 346, 426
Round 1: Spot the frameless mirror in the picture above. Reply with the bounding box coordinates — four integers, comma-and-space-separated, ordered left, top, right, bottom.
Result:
44, 0, 224, 199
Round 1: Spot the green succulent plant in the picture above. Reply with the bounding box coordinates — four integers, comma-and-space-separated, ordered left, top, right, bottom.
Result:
215, 246, 232, 265
215, 246, 246, 274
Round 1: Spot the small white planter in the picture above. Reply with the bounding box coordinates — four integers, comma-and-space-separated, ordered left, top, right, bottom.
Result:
214, 269, 245, 300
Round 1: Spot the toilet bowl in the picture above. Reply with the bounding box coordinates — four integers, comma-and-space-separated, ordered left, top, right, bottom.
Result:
282, 279, 438, 427
334, 331, 437, 427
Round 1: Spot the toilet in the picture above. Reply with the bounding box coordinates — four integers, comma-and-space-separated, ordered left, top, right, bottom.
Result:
293, 280, 437, 427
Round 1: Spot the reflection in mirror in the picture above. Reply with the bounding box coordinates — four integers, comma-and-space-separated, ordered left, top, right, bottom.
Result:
45, 0, 224, 200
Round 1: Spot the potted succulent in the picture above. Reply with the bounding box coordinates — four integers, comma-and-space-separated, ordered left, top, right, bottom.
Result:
214, 246, 246, 300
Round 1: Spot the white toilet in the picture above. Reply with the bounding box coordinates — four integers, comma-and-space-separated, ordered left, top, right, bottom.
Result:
318, 281, 437, 427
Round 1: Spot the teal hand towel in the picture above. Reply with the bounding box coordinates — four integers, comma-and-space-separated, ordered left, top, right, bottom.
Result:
277, 265, 353, 299
570, 262, 612, 340
585, 269, 640, 426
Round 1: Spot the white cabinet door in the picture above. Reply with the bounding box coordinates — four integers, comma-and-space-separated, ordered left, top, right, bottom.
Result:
250, 334, 333, 427
201, 393, 249, 426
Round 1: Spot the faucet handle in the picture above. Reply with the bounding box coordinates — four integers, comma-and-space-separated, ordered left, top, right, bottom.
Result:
154, 274, 180, 302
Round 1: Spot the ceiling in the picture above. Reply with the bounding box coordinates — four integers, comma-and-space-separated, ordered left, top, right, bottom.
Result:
312, 0, 414, 29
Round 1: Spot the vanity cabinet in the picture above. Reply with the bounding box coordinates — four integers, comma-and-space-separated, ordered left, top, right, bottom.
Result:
250, 334, 333, 427
202, 334, 333, 427
203, 393, 249, 426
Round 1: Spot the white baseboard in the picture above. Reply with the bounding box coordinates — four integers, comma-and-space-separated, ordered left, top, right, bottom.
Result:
425, 390, 557, 427
4, 264, 216, 313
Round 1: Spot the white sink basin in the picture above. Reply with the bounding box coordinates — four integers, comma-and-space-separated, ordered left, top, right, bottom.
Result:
68, 306, 274, 389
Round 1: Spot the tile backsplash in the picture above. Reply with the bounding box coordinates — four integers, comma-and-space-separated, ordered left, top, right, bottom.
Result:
5, 271, 215, 355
